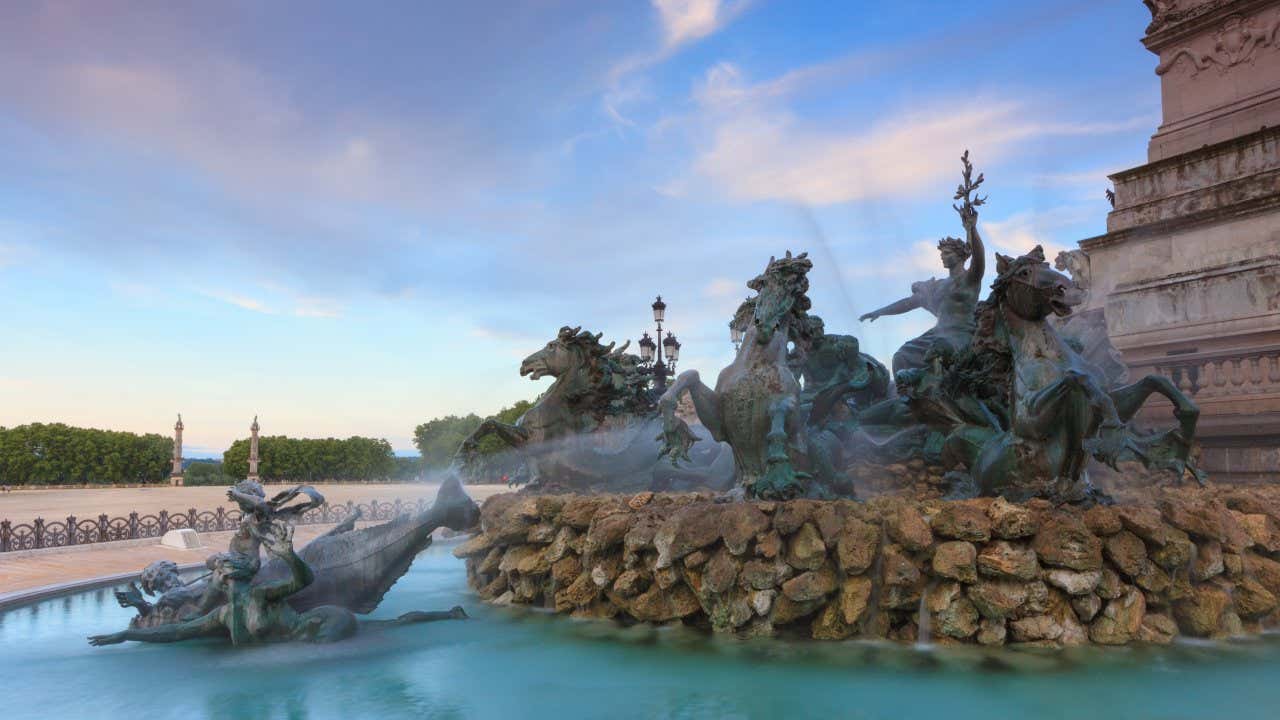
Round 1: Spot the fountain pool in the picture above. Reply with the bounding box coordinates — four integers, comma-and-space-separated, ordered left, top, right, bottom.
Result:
4, 541, 1280, 720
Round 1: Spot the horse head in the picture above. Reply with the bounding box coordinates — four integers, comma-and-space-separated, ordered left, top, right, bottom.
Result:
520, 326, 590, 380
520, 326, 637, 399
747, 250, 813, 344
992, 246, 1074, 322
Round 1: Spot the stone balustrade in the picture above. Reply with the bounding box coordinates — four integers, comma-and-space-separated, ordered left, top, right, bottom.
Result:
1154, 346, 1280, 400
458, 489, 1280, 647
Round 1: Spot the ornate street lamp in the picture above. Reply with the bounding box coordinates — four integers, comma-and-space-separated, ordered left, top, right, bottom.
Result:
663, 333, 680, 364
640, 295, 680, 395
730, 324, 743, 352
651, 296, 666, 323
639, 332, 656, 363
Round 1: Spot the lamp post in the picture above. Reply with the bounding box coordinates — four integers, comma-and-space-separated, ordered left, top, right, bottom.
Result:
639, 295, 681, 395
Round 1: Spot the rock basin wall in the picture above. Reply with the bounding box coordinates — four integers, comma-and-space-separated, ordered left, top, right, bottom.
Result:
455, 488, 1280, 647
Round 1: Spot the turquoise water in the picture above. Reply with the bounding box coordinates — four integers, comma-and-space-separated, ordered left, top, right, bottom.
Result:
4, 542, 1280, 720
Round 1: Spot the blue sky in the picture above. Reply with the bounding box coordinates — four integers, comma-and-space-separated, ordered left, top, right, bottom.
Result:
0, 0, 1161, 456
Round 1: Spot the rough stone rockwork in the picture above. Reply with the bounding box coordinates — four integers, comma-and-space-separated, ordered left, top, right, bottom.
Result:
1076, 1, 1280, 482
458, 488, 1280, 646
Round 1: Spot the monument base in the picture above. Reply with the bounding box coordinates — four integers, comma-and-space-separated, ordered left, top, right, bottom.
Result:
459, 488, 1280, 647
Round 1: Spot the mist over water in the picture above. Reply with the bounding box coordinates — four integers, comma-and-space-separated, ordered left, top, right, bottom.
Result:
6, 541, 1280, 720
454, 417, 734, 492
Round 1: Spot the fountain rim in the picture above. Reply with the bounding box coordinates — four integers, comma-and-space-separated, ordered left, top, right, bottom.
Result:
0, 561, 205, 613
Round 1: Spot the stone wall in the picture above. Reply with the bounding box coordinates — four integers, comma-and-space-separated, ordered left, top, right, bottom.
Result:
457, 489, 1280, 647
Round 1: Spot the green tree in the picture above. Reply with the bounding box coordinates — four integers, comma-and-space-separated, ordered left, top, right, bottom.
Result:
0, 423, 172, 485
411, 399, 535, 479
412, 414, 483, 469
184, 460, 234, 486
220, 435, 397, 482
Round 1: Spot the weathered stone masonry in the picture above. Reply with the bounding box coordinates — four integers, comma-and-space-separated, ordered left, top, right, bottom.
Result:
458, 489, 1280, 647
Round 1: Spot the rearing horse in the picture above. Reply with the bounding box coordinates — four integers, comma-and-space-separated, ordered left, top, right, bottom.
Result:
658, 251, 814, 499
955, 246, 1203, 501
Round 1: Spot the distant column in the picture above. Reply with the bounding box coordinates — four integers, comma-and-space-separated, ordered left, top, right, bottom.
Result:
248, 415, 260, 481
171, 414, 184, 487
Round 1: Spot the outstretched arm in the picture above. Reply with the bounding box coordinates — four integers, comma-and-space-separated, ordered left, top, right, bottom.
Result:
259, 523, 313, 602
89, 609, 224, 645
114, 582, 153, 615
860, 295, 921, 322
227, 487, 271, 514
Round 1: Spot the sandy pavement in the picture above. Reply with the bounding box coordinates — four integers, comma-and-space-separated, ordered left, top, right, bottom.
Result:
0, 483, 510, 596
0, 482, 507, 525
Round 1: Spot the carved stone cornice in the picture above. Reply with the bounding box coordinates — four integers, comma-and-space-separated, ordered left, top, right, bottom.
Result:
1155, 10, 1280, 77
1077, 124, 1280, 240
1080, 191, 1280, 250
1109, 254, 1280, 295
1143, 0, 1276, 49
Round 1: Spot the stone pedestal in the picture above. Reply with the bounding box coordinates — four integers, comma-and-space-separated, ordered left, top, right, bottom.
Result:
1078, 1, 1280, 482
160, 528, 202, 550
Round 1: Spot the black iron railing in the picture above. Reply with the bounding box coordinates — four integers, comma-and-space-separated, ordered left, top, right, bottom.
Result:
0, 498, 431, 553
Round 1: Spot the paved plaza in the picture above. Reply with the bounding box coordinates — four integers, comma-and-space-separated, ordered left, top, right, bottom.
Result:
0, 483, 507, 595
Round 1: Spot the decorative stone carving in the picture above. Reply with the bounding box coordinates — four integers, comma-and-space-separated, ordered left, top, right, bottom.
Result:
1155, 12, 1280, 76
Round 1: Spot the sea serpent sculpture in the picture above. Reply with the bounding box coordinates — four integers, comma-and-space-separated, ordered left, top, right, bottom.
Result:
90, 477, 479, 646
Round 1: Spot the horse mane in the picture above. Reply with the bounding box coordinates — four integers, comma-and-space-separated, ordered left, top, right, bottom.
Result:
940, 298, 1012, 407
946, 246, 1049, 409
552, 326, 656, 418
748, 250, 814, 315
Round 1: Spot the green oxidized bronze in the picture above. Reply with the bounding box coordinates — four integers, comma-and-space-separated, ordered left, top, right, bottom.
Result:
935, 245, 1205, 501
659, 252, 890, 500
655, 150, 1203, 504
456, 325, 733, 491
851, 151, 1204, 503
860, 151, 987, 376
89, 479, 479, 647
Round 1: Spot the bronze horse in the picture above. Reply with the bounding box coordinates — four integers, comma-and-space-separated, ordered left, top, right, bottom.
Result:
952, 246, 1203, 501
659, 252, 820, 499
458, 326, 733, 491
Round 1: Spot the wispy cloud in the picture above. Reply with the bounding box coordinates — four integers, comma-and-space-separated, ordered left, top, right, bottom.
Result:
605, 0, 750, 97
654, 0, 746, 49
682, 62, 1152, 207
980, 205, 1095, 261
196, 286, 344, 319
199, 289, 275, 315
702, 277, 744, 298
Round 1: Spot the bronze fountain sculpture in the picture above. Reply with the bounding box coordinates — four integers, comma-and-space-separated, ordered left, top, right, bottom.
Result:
454, 325, 733, 492
654, 151, 1203, 503
90, 477, 480, 646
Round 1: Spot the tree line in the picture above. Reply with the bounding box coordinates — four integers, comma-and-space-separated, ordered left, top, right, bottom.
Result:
0, 423, 173, 485
413, 399, 533, 478
0, 402, 535, 485
222, 435, 398, 482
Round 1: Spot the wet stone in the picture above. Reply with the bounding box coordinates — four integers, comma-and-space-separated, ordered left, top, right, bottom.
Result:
988, 497, 1038, 539
1044, 569, 1102, 596
1033, 517, 1102, 571
931, 503, 992, 542
785, 522, 827, 571
977, 540, 1040, 581
885, 505, 934, 552
933, 541, 978, 584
